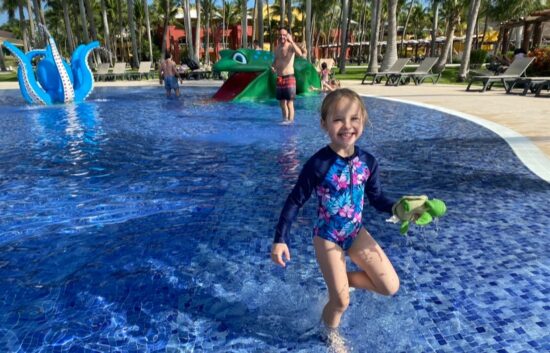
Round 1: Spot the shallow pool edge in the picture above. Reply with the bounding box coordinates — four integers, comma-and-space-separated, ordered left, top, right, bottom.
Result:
360, 94, 550, 183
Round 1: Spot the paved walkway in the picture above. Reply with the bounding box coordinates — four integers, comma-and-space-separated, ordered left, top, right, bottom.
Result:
344, 81, 550, 182
1, 79, 548, 181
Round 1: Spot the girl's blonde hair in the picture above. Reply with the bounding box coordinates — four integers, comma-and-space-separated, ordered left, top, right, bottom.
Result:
320, 88, 368, 126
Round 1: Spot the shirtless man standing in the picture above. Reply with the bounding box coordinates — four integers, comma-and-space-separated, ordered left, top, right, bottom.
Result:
159, 52, 180, 97
272, 27, 304, 124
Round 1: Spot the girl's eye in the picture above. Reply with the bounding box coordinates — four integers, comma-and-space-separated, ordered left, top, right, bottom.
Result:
232, 52, 247, 64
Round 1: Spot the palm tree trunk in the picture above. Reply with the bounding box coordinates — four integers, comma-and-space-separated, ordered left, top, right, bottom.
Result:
205, 9, 211, 65
266, 0, 272, 50
478, 12, 488, 49
128, 0, 140, 68
117, 0, 125, 62
241, 0, 248, 48
435, 11, 457, 72
84, 0, 99, 42
381, 0, 398, 71
280, 0, 285, 27
17, 0, 29, 52
338, 0, 348, 73
252, 0, 257, 44
356, 1, 365, 64
400, 0, 414, 57
161, 0, 169, 59
222, 0, 226, 49
143, 0, 153, 61
0, 47, 6, 72
305, 0, 311, 61
62, 0, 75, 54
287, 0, 292, 30
32, 0, 44, 44
183, 0, 195, 60
430, 0, 440, 56
78, 0, 91, 43
26, 0, 35, 46
258, 0, 264, 47
458, 0, 481, 81
368, 0, 382, 73
100, 0, 113, 65
194, 0, 202, 61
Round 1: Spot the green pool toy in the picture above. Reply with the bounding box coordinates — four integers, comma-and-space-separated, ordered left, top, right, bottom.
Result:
387, 195, 447, 235
212, 49, 321, 101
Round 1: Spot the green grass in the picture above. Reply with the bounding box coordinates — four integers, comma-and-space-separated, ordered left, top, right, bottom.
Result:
334, 65, 466, 85
0, 71, 17, 82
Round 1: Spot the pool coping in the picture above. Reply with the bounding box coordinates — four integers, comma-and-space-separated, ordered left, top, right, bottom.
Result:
359, 93, 550, 183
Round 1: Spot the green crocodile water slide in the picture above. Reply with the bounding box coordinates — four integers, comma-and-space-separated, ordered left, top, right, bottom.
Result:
212, 49, 321, 101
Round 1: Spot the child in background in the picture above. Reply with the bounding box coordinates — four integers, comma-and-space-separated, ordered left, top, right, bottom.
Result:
320, 62, 331, 91
271, 88, 399, 350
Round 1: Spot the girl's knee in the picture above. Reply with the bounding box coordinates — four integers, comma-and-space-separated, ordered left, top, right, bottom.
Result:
380, 276, 400, 296
330, 292, 350, 312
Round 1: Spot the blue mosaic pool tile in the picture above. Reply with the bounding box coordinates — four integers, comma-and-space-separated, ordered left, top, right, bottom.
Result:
0, 88, 548, 352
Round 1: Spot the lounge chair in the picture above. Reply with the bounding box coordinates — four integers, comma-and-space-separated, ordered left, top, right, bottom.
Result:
361, 58, 410, 85
110, 62, 128, 80
505, 76, 550, 96
466, 57, 535, 92
128, 61, 153, 80
386, 57, 441, 86
94, 63, 110, 81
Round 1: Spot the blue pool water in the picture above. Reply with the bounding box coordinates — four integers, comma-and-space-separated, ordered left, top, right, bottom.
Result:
0, 86, 548, 353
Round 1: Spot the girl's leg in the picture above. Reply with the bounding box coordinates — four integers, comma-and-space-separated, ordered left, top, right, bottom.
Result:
313, 236, 350, 328
347, 228, 400, 296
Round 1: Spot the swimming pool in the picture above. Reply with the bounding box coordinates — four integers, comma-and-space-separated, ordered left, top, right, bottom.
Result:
0, 86, 548, 352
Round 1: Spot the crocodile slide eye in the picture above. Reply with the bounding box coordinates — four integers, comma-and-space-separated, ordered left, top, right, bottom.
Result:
232, 52, 247, 64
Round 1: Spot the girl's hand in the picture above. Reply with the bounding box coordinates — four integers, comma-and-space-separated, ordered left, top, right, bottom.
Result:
271, 243, 291, 267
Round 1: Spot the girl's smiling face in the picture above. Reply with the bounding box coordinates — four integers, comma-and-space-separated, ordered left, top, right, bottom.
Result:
322, 96, 365, 157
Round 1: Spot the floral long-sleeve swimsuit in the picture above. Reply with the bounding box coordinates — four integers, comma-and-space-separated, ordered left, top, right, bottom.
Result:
274, 145, 394, 250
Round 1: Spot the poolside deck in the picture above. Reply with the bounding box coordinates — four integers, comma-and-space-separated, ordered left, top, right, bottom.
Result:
344, 81, 550, 158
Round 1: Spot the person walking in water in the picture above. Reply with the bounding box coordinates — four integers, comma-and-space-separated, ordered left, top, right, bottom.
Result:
159, 52, 180, 98
271, 89, 400, 351
271, 27, 304, 124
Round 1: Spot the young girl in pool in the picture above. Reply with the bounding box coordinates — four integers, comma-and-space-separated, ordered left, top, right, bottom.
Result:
271, 88, 399, 344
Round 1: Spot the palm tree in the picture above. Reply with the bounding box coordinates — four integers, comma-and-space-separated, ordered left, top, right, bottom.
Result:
84, 0, 99, 43
143, 0, 153, 61
33, 0, 46, 44
381, 0, 399, 71
430, 0, 441, 56
305, 0, 311, 61
368, 0, 382, 73
61, 0, 75, 53
280, 0, 285, 26
78, 0, 91, 43
201, 0, 216, 64
26, 0, 36, 45
258, 0, 264, 47
183, 0, 195, 61
116, 0, 125, 62
15, 0, 29, 52
241, 0, 248, 47
458, 0, 481, 81
338, 0, 349, 73
128, 0, 139, 68
400, 0, 415, 56
194, 0, 202, 60
100, 0, 113, 64
434, 0, 463, 73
